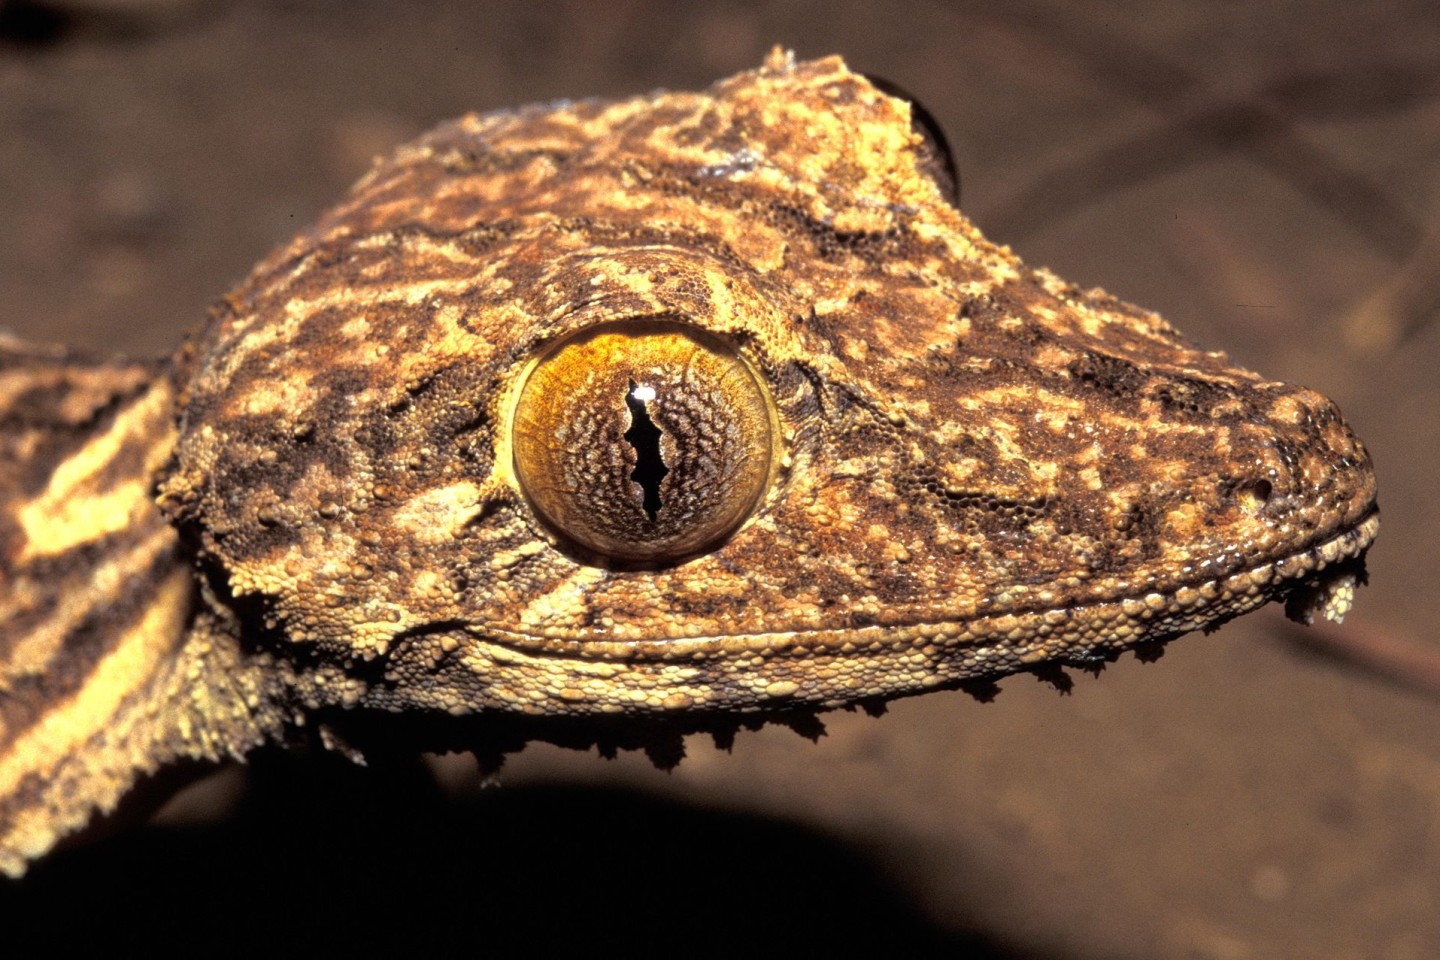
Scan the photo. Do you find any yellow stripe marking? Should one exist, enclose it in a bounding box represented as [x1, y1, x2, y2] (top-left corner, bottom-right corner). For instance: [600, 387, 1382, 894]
[15, 383, 174, 562]
[0, 566, 191, 800]
[0, 524, 174, 686]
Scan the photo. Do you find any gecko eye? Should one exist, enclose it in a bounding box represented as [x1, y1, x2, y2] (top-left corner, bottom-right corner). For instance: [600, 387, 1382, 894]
[510, 320, 776, 564]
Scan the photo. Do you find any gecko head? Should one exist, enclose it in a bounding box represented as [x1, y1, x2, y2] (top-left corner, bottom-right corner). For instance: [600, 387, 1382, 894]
[155, 52, 1377, 721]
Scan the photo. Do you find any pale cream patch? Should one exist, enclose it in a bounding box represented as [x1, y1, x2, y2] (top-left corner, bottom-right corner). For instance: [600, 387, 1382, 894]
[236, 371, 315, 417]
[515, 566, 608, 631]
[392, 481, 486, 544]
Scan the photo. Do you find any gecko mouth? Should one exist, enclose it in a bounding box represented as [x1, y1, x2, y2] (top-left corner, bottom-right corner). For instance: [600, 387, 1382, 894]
[1258, 506, 1379, 625]
[384, 507, 1381, 722]
[469, 506, 1380, 664]
[1078, 504, 1381, 641]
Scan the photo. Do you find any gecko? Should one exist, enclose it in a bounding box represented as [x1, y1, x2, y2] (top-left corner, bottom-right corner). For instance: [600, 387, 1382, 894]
[0, 49, 1378, 877]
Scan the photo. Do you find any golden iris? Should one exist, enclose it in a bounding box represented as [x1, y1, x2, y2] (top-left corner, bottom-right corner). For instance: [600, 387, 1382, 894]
[511, 321, 776, 563]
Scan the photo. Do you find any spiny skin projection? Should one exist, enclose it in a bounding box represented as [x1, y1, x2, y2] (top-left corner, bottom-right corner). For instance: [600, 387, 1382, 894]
[0, 50, 1377, 876]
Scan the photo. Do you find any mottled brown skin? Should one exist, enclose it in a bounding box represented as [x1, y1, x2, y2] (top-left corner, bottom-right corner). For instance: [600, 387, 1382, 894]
[0, 51, 1377, 876]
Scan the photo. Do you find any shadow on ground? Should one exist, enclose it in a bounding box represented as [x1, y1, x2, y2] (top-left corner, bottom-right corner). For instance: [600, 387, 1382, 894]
[1, 753, 1018, 957]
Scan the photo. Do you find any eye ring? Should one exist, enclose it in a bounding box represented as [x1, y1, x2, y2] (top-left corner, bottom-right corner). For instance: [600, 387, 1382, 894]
[510, 319, 778, 565]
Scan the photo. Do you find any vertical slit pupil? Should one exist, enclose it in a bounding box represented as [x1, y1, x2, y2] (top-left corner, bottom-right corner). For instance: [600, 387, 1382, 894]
[623, 379, 668, 522]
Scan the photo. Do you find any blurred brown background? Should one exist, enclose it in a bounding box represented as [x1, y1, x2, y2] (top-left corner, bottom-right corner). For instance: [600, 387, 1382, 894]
[1, 1, 1437, 956]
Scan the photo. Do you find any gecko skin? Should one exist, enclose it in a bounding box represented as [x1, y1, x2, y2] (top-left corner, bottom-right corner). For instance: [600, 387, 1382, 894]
[0, 51, 1377, 876]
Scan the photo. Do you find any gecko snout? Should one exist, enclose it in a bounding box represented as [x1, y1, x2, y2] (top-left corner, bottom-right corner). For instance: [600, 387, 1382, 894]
[1240, 385, 1378, 538]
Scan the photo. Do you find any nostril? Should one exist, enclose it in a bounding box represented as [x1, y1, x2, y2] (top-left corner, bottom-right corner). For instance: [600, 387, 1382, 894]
[1236, 478, 1273, 514]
